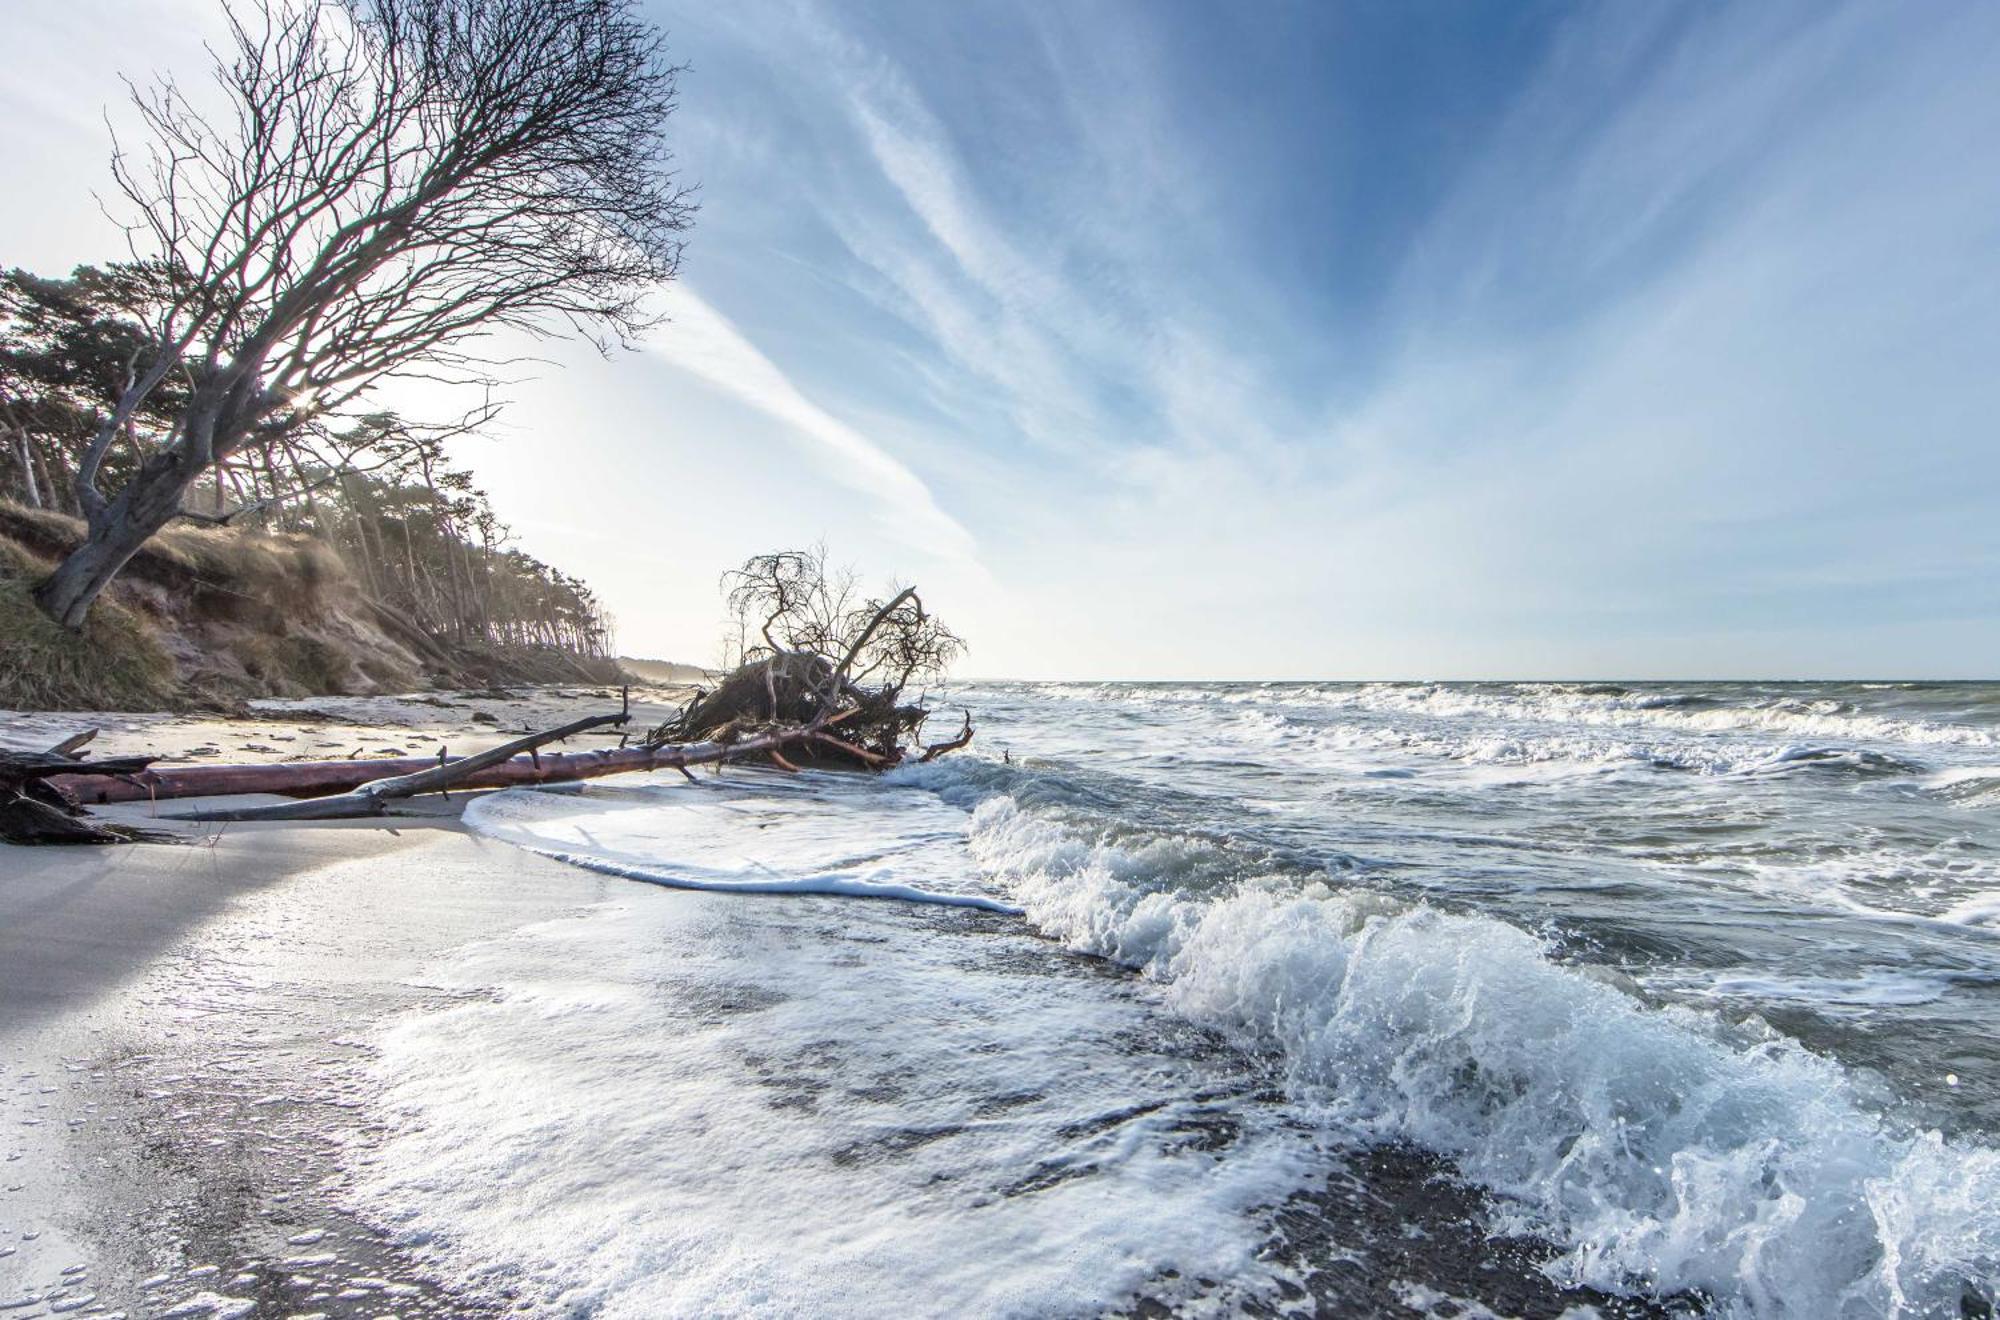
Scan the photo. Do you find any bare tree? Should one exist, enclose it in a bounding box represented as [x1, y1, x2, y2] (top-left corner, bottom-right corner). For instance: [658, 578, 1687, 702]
[653, 547, 968, 767]
[34, 0, 693, 628]
[723, 546, 963, 706]
[721, 545, 858, 665]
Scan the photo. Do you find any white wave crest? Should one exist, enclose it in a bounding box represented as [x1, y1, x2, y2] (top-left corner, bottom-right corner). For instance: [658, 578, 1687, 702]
[1014, 681, 1998, 751]
[955, 786, 2000, 1317]
[1322, 683, 1994, 749]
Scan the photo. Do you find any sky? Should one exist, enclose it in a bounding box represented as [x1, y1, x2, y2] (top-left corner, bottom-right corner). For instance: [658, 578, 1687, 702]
[3, 0, 1999, 678]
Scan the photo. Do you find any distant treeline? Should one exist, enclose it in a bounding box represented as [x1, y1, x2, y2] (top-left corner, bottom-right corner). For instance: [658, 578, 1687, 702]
[1, 265, 612, 659]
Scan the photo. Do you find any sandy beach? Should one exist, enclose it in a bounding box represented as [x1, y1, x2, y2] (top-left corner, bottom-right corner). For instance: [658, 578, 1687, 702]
[0, 803, 624, 1317]
[1, 691, 672, 1316]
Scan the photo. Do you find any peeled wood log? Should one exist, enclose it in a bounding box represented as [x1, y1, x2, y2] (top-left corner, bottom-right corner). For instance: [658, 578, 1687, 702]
[169, 713, 628, 821]
[169, 720, 857, 822]
[51, 744, 656, 805]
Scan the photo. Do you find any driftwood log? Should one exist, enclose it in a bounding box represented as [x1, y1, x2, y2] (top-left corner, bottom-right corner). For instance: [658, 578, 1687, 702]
[55, 742, 662, 805]
[29, 700, 954, 833]
[165, 712, 631, 821]
[0, 730, 172, 844]
[160, 708, 934, 822]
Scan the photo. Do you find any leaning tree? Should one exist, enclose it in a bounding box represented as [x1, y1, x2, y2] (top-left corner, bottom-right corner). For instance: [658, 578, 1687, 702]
[33, 0, 694, 628]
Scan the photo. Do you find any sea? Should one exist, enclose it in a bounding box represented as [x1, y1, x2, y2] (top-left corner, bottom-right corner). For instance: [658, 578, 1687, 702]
[352, 680, 2000, 1317]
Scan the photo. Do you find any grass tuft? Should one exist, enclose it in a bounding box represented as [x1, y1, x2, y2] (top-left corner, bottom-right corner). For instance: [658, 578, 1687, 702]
[0, 536, 178, 711]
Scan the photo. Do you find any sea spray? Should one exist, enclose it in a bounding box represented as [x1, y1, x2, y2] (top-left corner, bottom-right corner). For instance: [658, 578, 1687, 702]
[945, 779, 2000, 1316]
[358, 819, 1319, 1316]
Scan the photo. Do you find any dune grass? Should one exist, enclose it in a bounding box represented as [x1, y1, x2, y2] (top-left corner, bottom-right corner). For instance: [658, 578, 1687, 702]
[0, 535, 178, 711]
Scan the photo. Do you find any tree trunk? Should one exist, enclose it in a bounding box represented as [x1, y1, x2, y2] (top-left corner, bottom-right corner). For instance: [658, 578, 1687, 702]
[31, 435, 68, 515]
[10, 427, 42, 508]
[33, 451, 194, 629]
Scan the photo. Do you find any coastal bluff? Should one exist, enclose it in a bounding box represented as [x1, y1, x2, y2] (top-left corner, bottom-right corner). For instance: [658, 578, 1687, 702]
[0, 502, 622, 711]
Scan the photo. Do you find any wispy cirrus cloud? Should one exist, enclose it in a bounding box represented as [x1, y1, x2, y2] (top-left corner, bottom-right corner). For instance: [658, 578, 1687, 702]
[765, 0, 1296, 481]
[10, 0, 1994, 673]
[634, 0, 2000, 675]
[645, 289, 980, 566]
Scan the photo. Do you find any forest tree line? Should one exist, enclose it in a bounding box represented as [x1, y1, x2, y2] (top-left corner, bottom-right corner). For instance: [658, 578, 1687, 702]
[2, 264, 614, 660]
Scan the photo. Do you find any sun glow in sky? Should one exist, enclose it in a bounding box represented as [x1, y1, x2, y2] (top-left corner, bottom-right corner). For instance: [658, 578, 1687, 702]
[4, 0, 1998, 678]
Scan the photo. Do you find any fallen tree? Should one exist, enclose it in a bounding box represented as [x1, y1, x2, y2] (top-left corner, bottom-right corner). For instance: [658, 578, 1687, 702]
[54, 739, 634, 805]
[166, 711, 630, 821]
[645, 549, 969, 768]
[39, 705, 948, 823]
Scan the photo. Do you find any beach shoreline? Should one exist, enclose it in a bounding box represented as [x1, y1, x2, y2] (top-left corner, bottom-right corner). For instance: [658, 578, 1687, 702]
[4, 816, 1687, 1318]
[0, 802, 622, 1316]
[2, 683, 1891, 1318]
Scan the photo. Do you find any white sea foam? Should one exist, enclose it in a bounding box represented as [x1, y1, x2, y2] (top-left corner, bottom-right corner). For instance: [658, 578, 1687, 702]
[1928, 767, 2000, 805]
[1041, 683, 1954, 785]
[463, 778, 1022, 913]
[917, 769, 2000, 1317]
[1943, 892, 2000, 927]
[1022, 680, 1998, 754]
[358, 800, 1318, 1316]
[444, 752, 2000, 1316]
[1686, 970, 1965, 1009]
[1343, 682, 1995, 747]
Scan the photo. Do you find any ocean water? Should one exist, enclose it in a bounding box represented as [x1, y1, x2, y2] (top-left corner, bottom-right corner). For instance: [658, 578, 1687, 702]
[361, 681, 2000, 1317]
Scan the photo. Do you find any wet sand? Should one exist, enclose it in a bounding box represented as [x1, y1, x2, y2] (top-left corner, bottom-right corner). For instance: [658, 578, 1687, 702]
[0, 807, 613, 1317]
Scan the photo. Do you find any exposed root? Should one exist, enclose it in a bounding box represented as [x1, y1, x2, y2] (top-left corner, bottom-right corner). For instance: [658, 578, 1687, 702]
[641, 549, 973, 770]
[0, 732, 172, 845]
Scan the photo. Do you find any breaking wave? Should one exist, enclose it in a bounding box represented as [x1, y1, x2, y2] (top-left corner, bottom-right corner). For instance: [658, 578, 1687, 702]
[449, 667, 2000, 1318]
[1198, 701, 1937, 782]
[900, 759, 2000, 1317]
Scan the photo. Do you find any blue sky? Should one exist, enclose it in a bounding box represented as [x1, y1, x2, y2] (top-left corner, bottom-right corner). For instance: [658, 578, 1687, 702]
[4, 1, 1998, 677]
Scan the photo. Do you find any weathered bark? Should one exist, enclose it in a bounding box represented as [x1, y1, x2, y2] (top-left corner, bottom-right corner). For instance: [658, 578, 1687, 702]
[33, 449, 198, 629]
[3, 749, 157, 783]
[156, 721, 851, 823]
[165, 712, 627, 821]
[1, 738, 166, 845]
[47, 729, 98, 758]
[0, 796, 143, 845]
[919, 710, 975, 762]
[46, 714, 885, 822]
[31, 438, 63, 515]
[51, 745, 646, 806]
[10, 426, 41, 508]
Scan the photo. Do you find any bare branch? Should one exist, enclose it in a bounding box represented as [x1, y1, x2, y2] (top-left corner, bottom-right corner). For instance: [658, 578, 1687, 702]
[33, 0, 694, 627]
